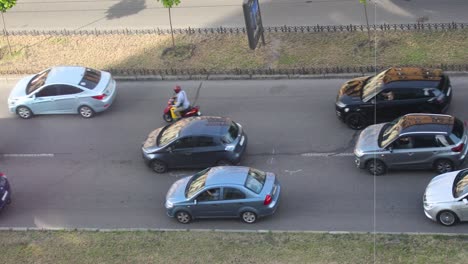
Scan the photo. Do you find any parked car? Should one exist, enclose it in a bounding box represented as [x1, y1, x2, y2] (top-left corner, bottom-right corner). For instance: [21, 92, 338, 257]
[0, 172, 12, 212]
[423, 169, 468, 226]
[336, 67, 452, 129]
[8, 66, 117, 119]
[142, 116, 247, 173]
[354, 113, 468, 175]
[165, 166, 281, 224]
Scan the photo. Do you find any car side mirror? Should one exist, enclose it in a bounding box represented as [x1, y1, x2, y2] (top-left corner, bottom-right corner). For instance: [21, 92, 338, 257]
[193, 199, 197, 205]
[370, 98, 376, 104]
[463, 198, 468, 205]
[387, 146, 393, 153]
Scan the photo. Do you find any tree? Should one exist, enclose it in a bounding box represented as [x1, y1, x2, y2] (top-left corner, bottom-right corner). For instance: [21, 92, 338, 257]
[0, 0, 16, 54]
[157, 0, 181, 48]
[359, 0, 371, 48]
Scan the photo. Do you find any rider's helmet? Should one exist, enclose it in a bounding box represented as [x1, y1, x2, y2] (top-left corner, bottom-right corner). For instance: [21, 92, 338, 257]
[174, 85, 182, 94]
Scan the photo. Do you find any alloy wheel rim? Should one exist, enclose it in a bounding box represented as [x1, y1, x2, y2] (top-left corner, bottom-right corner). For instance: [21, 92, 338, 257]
[440, 212, 455, 225]
[370, 163, 382, 175]
[243, 212, 256, 223]
[18, 108, 30, 118]
[177, 212, 190, 223]
[152, 162, 165, 173]
[437, 162, 452, 173]
[80, 107, 92, 117]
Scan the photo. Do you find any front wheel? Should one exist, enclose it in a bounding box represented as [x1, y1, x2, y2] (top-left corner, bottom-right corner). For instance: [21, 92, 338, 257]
[16, 106, 33, 119]
[437, 210, 458, 226]
[150, 160, 168, 173]
[78, 105, 95, 118]
[366, 160, 386, 176]
[434, 159, 454, 174]
[241, 211, 257, 224]
[345, 113, 367, 130]
[163, 113, 173, 122]
[176, 211, 192, 224]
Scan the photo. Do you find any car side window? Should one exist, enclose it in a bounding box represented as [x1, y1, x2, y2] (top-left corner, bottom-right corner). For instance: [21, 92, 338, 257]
[392, 136, 414, 149]
[377, 89, 395, 101]
[222, 188, 246, 200]
[58, 85, 83, 95]
[412, 135, 438, 148]
[435, 135, 452, 147]
[197, 188, 220, 202]
[36, 85, 59, 97]
[172, 137, 196, 149]
[195, 136, 217, 147]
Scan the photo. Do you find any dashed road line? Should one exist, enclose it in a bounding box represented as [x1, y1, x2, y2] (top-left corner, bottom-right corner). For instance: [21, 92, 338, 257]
[2, 153, 55, 158]
[301, 152, 354, 157]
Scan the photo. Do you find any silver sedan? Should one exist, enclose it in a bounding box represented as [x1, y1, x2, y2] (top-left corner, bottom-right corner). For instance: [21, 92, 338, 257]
[8, 66, 117, 119]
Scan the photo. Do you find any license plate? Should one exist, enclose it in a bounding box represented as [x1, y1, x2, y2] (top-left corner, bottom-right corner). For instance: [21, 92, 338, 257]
[1, 191, 7, 201]
[239, 136, 245, 146]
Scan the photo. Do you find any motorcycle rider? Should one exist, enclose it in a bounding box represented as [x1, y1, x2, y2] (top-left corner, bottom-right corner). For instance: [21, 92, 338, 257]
[171, 85, 191, 120]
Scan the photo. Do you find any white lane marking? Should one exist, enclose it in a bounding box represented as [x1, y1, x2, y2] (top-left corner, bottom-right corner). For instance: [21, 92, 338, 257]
[284, 169, 302, 175]
[301, 152, 354, 157]
[2, 153, 55, 157]
[268, 148, 276, 164]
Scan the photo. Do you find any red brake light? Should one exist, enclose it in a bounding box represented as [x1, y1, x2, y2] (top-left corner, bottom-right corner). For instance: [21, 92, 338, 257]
[452, 143, 464, 153]
[92, 94, 106, 100]
[264, 194, 272, 205]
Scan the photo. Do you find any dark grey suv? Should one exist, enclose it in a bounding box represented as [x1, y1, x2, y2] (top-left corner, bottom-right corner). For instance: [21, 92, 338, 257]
[142, 116, 247, 173]
[354, 114, 468, 175]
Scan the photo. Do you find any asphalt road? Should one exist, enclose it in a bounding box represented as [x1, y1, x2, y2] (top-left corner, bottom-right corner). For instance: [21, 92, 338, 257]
[1, 77, 468, 233]
[4, 0, 468, 30]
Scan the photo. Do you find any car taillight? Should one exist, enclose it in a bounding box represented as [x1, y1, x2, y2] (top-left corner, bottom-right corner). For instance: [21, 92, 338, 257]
[0, 172, 4, 177]
[452, 143, 464, 152]
[92, 94, 106, 100]
[264, 194, 272, 205]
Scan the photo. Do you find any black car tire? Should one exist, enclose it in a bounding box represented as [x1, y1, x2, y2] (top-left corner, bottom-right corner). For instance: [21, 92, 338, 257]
[345, 113, 367, 130]
[175, 210, 192, 224]
[78, 105, 95, 118]
[366, 160, 387, 176]
[241, 211, 257, 224]
[150, 160, 168, 173]
[163, 113, 173, 123]
[434, 159, 454, 174]
[16, 106, 33, 119]
[216, 160, 233, 166]
[437, 210, 458, 226]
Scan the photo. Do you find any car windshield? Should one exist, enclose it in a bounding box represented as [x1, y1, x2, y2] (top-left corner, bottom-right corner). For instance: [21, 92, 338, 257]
[362, 69, 389, 100]
[454, 170, 468, 198]
[26, 69, 51, 95]
[185, 168, 211, 198]
[222, 122, 239, 144]
[244, 168, 266, 194]
[157, 122, 185, 147]
[379, 116, 404, 147]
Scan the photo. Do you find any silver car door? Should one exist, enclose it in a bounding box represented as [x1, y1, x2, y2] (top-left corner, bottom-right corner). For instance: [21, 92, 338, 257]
[192, 188, 222, 217]
[55, 85, 83, 113]
[220, 187, 248, 217]
[30, 85, 59, 114]
[455, 196, 468, 221]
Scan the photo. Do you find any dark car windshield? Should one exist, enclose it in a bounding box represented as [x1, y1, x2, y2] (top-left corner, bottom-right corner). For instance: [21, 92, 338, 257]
[27, 69, 51, 95]
[157, 122, 185, 146]
[222, 122, 239, 144]
[185, 168, 211, 198]
[453, 170, 468, 198]
[379, 117, 404, 147]
[244, 168, 266, 194]
[362, 69, 389, 100]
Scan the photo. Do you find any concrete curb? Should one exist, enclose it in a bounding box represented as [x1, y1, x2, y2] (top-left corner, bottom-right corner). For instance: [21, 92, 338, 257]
[1, 71, 467, 84]
[0, 227, 466, 236]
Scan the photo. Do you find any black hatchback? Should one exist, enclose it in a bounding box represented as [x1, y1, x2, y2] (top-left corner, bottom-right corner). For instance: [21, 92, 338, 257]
[142, 116, 248, 173]
[335, 67, 452, 130]
[0, 172, 12, 211]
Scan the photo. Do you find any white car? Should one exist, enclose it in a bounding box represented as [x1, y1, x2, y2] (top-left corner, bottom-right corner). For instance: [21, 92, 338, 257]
[8, 66, 117, 119]
[423, 169, 468, 226]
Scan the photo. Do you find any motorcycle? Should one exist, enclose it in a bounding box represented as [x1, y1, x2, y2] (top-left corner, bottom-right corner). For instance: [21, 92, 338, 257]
[163, 96, 201, 123]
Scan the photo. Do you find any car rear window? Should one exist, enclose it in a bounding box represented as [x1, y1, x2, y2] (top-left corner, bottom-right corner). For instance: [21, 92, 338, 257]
[453, 170, 468, 198]
[244, 168, 266, 194]
[185, 168, 210, 198]
[79, 68, 102, 89]
[26, 69, 51, 95]
[222, 122, 239, 144]
[448, 119, 464, 144]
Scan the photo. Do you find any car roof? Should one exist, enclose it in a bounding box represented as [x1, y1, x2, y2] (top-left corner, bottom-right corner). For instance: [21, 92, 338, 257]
[205, 166, 249, 187]
[179, 116, 232, 138]
[383, 67, 443, 85]
[399, 114, 454, 135]
[45, 66, 86, 85]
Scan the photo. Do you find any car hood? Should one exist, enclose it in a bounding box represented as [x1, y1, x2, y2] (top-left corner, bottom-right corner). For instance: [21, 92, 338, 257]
[143, 127, 163, 149]
[424, 172, 457, 203]
[166, 176, 191, 203]
[355, 123, 386, 154]
[8, 75, 35, 99]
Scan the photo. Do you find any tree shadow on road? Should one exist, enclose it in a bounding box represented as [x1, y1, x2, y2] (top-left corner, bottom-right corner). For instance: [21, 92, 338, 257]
[106, 0, 146, 20]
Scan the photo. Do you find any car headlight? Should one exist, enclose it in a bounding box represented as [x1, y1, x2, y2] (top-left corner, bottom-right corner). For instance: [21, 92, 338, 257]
[165, 200, 174, 209]
[344, 108, 349, 113]
[336, 101, 346, 108]
[354, 148, 364, 157]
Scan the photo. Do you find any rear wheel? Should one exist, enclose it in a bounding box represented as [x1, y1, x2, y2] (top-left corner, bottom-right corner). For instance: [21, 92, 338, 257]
[434, 159, 454, 174]
[241, 211, 257, 224]
[163, 113, 173, 122]
[176, 211, 192, 224]
[437, 210, 458, 226]
[150, 160, 168, 173]
[78, 105, 95, 118]
[16, 106, 33, 119]
[345, 113, 367, 130]
[366, 160, 386, 176]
